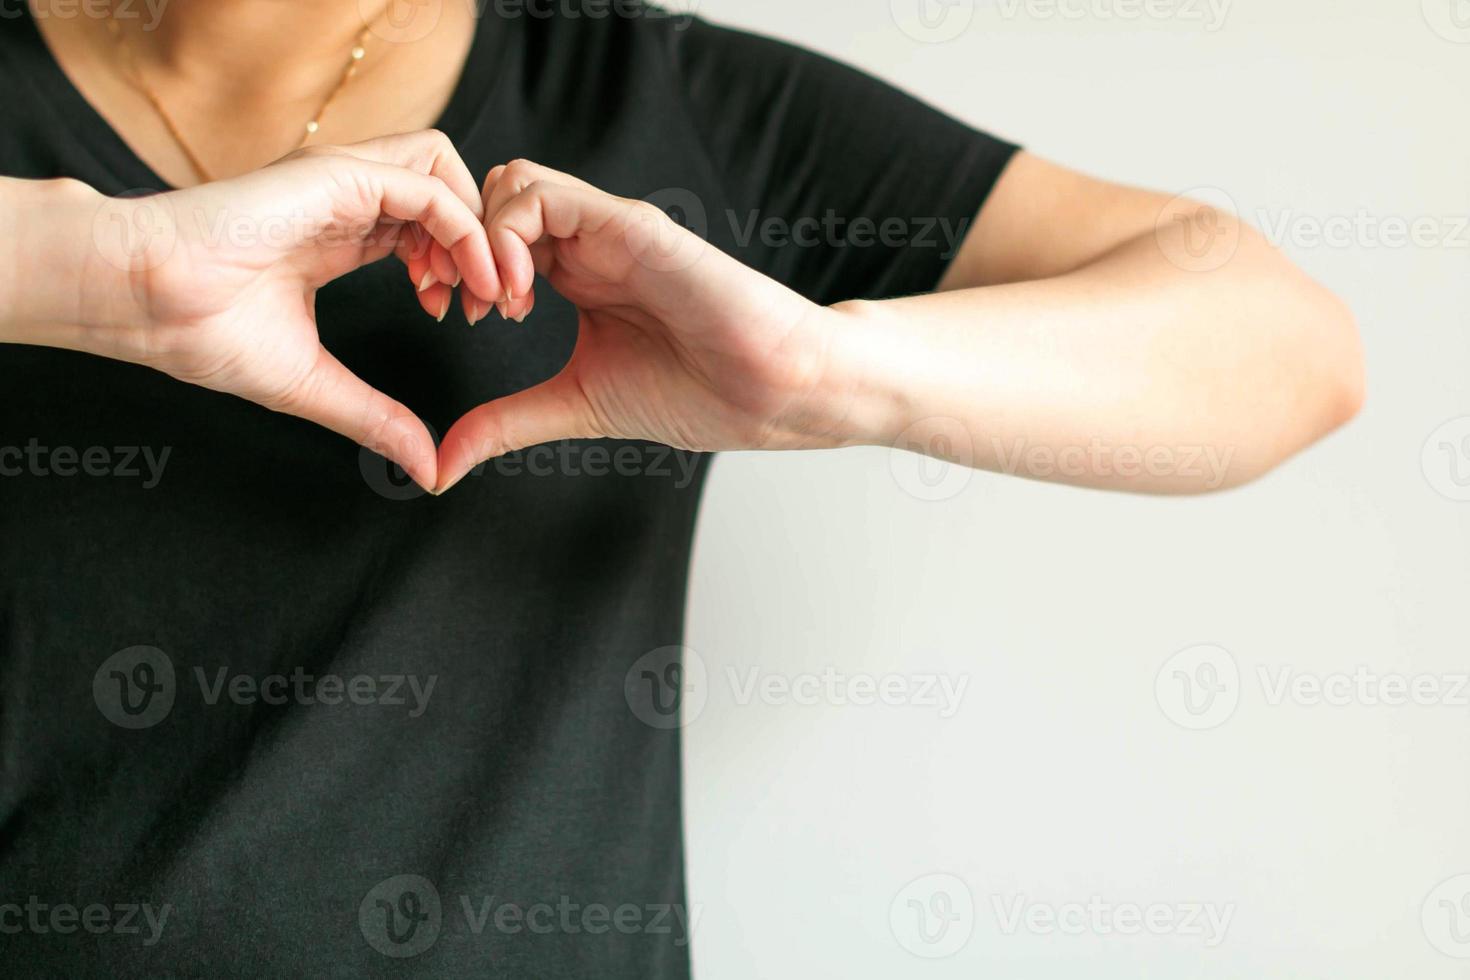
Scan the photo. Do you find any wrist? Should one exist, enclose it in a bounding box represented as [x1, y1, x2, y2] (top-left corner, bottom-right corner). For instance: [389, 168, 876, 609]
[0, 177, 160, 349]
[805, 299, 917, 450]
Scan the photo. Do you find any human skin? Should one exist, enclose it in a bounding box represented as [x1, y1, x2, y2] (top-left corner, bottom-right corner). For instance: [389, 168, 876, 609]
[1, 0, 1365, 494]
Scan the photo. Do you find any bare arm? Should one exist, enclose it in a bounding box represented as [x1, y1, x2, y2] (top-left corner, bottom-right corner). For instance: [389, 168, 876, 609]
[824, 152, 1366, 492]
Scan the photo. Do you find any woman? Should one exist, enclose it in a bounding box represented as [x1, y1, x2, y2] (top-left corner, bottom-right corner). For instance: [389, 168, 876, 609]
[0, 0, 1362, 975]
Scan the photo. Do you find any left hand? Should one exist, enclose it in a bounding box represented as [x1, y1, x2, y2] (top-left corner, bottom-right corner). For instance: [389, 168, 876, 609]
[435, 160, 853, 493]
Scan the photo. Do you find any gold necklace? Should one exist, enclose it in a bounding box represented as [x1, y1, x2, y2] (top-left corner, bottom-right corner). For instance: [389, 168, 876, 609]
[106, 9, 374, 183]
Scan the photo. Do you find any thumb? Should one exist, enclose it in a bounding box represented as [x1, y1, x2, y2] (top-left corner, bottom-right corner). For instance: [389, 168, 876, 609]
[277, 346, 439, 493]
[435, 370, 597, 494]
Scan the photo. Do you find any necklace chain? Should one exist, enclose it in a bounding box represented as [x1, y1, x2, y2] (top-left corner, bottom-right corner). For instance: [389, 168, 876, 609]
[106, 9, 375, 183]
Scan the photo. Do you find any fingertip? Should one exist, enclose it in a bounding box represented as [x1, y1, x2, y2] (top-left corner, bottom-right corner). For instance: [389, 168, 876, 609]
[416, 282, 452, 321]
[449, 236, 501, 306]
[428, 241, 459, 289]
[489, 225, 536, 299]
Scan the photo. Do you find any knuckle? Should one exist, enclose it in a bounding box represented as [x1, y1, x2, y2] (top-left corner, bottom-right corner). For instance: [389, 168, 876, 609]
[481, 164, 507, 194]
[504, 158, 537, 184]
[420, 129, 453, 158]
[628, 198, 669, 224]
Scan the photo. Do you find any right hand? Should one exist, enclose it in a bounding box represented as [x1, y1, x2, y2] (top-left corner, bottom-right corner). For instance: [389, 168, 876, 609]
[25, 130, 504, 492]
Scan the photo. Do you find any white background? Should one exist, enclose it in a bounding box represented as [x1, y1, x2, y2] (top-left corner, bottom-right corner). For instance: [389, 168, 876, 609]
[681, 1, 1470, 976]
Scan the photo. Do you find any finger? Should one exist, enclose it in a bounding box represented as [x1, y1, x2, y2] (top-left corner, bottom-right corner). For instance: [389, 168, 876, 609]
[281, 346, 438, 493]
[460, 286, 494, 326]
[337, 129, 486, 223]
[394, 225, 450, 320]
[485, 179, 643, 303]
[338, 130, 488, 303]
[480, 160, 596, 317]
[480, 159, 595, 233]
[427, 240, 460, 290]
[354, 160, 500, 303]
[436, 371, 597, 494]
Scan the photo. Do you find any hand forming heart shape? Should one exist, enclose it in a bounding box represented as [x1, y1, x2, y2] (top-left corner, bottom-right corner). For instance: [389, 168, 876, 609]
[75, 131, 844, 495]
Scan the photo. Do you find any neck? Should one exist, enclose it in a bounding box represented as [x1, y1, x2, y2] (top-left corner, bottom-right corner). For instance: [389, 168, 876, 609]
[112, 0, 398, 97]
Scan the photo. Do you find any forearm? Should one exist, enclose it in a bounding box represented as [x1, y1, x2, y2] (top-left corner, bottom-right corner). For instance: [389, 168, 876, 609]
[0, 176, 139, 354]
[821, 223, 1364, 493]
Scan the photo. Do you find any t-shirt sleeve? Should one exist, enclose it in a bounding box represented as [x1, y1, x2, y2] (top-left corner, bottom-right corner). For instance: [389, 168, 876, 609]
[658, 16, 1019, 305]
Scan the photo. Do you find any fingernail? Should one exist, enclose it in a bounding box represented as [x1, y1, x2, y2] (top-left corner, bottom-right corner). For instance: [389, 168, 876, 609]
[418, 271, 437, 292]
[467, 298, 485, 326]
[436, 294, 449, 322]
[451, 272, 462, 288]
[513, 310, 527, 324]
[495, 301, 507, 320]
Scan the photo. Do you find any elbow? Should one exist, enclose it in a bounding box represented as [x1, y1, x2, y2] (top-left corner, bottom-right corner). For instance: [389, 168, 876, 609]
[1227, 290, 1365, 493]
[1324, 299, 1367, 430]
[1303, 289, 1366, 439]
[1176, 278, 1364, 497]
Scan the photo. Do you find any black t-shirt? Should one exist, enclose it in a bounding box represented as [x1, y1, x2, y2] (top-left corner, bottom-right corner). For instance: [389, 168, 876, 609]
[0, 4, 1015, 977]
